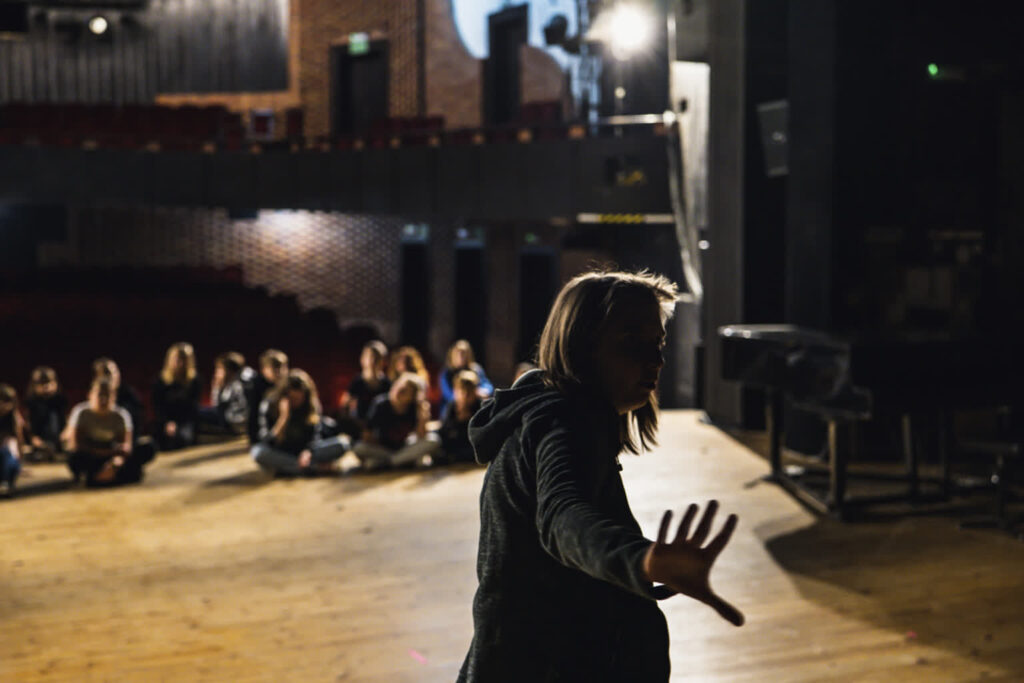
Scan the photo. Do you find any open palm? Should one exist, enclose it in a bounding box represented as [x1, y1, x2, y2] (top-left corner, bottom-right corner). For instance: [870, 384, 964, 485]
[644, 500, 745, 626]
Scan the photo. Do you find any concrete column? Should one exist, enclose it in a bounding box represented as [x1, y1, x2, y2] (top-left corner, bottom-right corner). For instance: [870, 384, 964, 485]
[428, 221, 455, 363]
[485, 224, 520, 388]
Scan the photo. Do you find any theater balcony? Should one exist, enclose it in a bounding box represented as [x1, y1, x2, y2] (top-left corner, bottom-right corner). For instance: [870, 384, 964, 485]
[0, 105, 671, 223]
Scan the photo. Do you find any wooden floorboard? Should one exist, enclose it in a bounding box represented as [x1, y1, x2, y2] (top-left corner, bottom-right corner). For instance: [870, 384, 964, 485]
[2, 411, 1022, 681]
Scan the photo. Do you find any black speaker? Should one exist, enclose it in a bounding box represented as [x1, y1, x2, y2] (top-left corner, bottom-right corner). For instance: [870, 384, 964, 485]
[756, 100, 788, 177]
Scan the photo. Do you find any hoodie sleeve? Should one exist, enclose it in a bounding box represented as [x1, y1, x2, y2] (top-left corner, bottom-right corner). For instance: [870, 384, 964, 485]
[531, 414, 667, 601]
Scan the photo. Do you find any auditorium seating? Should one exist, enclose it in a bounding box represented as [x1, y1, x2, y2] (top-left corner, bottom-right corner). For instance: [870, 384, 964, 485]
[0, 266, 368, 431]
[0, 103, 244, 151]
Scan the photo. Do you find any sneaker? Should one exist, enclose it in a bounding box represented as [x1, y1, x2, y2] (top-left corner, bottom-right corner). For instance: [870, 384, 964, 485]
[0, 480, 14, 498]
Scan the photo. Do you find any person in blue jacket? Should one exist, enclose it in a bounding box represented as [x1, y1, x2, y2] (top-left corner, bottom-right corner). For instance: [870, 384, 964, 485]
[458, 270, 744, 682]
[439, 339, 493, 416]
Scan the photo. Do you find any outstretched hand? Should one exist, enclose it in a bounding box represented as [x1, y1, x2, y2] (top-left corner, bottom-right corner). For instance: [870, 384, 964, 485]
[643, 500, 745, 626]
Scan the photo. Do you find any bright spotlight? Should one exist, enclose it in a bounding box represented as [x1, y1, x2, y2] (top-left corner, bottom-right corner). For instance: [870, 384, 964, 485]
[88, 15, 108, 35]
[608, 5, 652, 60]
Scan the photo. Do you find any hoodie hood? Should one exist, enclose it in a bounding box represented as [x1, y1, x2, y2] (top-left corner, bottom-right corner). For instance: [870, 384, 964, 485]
[468, 369, 562, 464]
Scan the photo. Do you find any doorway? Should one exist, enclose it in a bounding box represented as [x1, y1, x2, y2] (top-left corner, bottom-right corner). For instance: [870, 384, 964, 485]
[330, 41, 389, 135]
[455, 240, 487, 364]
[518, 246, 557, 362]
[484, 5, 528, 125]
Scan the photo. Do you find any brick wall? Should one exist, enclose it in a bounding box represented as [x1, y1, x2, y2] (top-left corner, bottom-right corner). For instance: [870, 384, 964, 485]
[520, 45, 569, 115]
[299, 0, 421, 139]
[150, 0, 575, 137]
[43, 208, 406, 342]
[426, 0, 482, 129]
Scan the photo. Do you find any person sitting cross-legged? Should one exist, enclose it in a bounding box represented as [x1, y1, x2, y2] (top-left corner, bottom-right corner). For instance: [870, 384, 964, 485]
[251, 369, 350, 477]
[353, 372, 441, 470]
[435, 369, 484, 465]
[66, 378, 153, 486]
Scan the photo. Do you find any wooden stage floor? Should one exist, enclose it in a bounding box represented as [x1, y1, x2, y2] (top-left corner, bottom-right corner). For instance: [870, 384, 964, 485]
[2, 411, 1022, 682]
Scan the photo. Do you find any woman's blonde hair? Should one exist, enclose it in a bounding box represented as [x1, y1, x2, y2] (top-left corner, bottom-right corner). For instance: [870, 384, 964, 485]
[389, 346, 430, 386]
[160, 342, 197, 385]
[446, 339, 476, 369]
[269, 369, 321, 425]
[536, 270, 678, 454]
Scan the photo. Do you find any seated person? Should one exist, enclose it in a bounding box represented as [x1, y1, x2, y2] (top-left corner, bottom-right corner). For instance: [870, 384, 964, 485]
[0, 384, 26, 497]
[88, 357, 155, 462]
[388, 346, 431, 398]
[24, 366, 69, 462]
[66, 378, 153, 486]
[152, 342, 202, 451]
[436, 370, 483, 464]
[439, 340, 493, 415]
[245, 349, 289, 445]
[251, 369, 349, 476]
[337, 340, 391, 440]
[353, 373, 441, 470]
[199, 351, 249, 435]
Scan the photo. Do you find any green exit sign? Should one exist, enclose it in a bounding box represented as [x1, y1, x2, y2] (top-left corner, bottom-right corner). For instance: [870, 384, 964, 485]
[349, 32, 370, 55]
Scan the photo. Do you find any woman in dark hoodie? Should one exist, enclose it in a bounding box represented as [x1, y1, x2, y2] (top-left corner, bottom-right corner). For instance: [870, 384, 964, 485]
[458, 271, 744, 682]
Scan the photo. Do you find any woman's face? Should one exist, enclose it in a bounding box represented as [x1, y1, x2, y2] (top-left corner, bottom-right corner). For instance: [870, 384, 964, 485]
[263, 363, 286, 383]
[172, 350, 188, 373]
[36, 378, 58, 397]
[91, 387, 114, 412]
[391, 382, 417, 409]
[213, 364, 226, 383]
[0, 396, 13, 416]
[452, 347, 469, 368]
[287, 387, 306, 410]
[591, 294, 666, 415]
[361, 349, 379, 372]
[454, 384, 474, 409]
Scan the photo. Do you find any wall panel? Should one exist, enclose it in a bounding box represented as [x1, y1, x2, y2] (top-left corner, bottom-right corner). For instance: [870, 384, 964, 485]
[0, 0, 289, 104]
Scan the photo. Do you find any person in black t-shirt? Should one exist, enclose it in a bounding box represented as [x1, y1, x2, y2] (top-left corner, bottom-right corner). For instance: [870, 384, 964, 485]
[337, 340, 391, 440]
[352, 373, 440, 469]
[436, 369, 483, 464]
[152, 342, 202, 451]
[251, 369, 349, 476]
[245, 349, 288, 445]
[24, 366, 69, 462]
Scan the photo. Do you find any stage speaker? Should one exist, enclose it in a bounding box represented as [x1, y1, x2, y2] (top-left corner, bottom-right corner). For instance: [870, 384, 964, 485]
[756, 100, 788, 177]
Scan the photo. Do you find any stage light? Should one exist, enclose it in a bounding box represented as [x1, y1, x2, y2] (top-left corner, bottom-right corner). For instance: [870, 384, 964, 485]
[608, 4, 653, 60]
[927, 63, 939, 78]
[88, 15, 108, 35]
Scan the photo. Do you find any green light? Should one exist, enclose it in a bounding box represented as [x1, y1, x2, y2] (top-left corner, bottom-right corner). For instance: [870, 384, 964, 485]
[927, 63, 939, 77]
[349, 32, 370, 56]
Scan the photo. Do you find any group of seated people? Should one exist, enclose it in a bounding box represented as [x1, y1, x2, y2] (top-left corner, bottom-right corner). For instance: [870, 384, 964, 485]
[248, 340, 495, 477]
[0, 338, 503, 496]
[1, 357, 156, 494]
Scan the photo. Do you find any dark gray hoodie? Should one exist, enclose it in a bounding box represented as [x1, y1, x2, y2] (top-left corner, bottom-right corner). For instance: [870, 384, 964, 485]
[458, 370, 673, 683]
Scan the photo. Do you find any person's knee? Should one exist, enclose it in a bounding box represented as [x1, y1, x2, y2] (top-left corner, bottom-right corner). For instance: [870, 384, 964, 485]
[251, 445, 269, 464]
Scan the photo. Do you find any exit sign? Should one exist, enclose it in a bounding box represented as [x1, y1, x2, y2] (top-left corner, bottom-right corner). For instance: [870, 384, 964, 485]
[349, 32, 370, 55]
